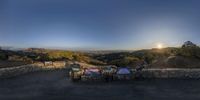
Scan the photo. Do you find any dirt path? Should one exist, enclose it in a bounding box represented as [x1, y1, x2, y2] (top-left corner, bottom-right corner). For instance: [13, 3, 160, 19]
[1, 69, 200, 100]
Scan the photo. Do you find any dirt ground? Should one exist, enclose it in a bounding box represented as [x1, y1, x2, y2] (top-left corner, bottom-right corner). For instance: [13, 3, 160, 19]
[1, 69, 200, 100]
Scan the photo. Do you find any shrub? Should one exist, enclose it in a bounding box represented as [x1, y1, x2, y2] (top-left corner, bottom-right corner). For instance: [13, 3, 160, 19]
[0, 53, 8, 60]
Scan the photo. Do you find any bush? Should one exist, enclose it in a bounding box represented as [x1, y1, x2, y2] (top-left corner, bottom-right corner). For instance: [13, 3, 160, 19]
[179, 46, 200, 59]
[0, 53, 8, 60]
[109, 56, 140, 67]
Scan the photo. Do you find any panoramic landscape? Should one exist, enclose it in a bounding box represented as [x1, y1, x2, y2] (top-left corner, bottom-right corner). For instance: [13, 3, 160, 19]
[1, 0, 200, 100]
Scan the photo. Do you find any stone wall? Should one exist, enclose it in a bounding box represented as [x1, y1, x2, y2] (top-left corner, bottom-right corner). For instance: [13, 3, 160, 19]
[53, 61, 66, 68]
[1, 64, 200, 79]
[0, 64, 41, 78]
[133, 68, 200, 79]
[0, 63, 69, 79]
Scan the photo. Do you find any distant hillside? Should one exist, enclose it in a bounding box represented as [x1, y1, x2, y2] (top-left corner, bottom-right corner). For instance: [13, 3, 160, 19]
[0, 48, 106, 67]
[27, 48, 105, 64]
[1, 41, 200, 68]
[94, 41, 200, 68]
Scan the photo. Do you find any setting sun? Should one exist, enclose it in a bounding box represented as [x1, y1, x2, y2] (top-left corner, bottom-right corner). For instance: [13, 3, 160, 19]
[157, 43, 163, 49]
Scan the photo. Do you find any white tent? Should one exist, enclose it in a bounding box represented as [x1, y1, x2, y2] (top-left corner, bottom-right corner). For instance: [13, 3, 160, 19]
[117, 68, 131, 75]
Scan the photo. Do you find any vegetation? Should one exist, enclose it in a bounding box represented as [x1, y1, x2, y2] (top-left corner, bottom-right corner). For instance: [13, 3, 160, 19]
[179, 46, 200, 58]
[0, 53, 8, 60]
[94, 41, 200, 68]
[0, 41, 200, 68]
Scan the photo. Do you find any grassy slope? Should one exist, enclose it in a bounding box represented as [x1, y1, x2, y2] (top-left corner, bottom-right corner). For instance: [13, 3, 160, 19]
[94, 47, 200, 68]
[1, 46, 200, 68]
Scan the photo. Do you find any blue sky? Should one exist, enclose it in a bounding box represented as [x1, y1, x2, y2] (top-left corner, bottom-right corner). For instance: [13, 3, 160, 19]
[0, 0, 200, 50]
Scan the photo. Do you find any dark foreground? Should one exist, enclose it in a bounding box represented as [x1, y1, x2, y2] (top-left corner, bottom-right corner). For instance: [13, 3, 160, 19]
[1, 70, 200, 100]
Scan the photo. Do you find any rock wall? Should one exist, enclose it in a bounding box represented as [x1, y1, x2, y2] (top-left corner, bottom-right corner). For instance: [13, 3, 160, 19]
[1, 64, 200, 79]
[0, 64, 41, 78]
[133, 68, 200, 79]
[0, 63, 69, 79]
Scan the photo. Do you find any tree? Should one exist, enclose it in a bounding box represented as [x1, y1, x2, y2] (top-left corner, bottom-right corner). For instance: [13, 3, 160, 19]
[182, 41, 197, 48]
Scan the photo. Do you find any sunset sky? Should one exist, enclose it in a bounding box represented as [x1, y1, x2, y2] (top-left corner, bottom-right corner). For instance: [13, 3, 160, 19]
[0, 0, 200, 50]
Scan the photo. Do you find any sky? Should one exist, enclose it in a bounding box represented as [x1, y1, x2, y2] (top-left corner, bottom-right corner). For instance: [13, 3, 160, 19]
[0, 0, 200, 50]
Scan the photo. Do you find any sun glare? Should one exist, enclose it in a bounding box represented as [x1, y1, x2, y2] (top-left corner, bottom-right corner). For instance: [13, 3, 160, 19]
[157, 43, 163, 49]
